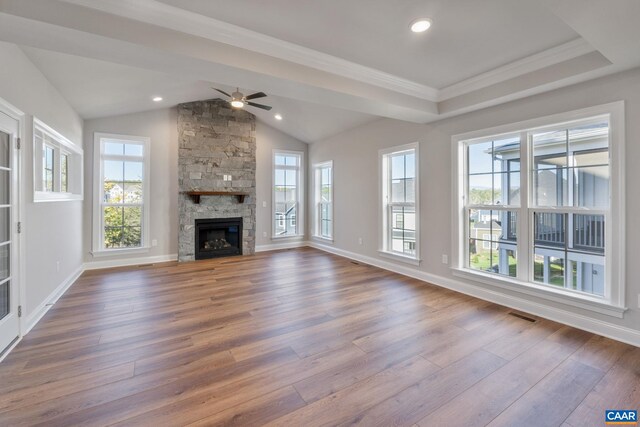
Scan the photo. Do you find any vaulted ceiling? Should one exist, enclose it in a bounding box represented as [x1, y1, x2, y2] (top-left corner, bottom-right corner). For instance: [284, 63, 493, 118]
[0, 0, 638, 142]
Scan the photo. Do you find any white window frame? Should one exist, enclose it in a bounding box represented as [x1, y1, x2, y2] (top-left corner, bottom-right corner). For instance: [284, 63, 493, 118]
[379, 142, 420, 265]
[92, 132, 151, 256]
[452, 102, 625, 317]
[33, 118, 83, 202]
[272, 149, 304, 239]
[313, 160, 333, 241]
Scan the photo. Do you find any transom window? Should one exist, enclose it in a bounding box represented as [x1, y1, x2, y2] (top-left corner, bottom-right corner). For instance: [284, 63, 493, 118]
[93, 133, 150, 253]
[273, 151, 303, 238]
[314, 161, 333, 240]
[455, 103, 625, 312]
[380, 143, 419, 262]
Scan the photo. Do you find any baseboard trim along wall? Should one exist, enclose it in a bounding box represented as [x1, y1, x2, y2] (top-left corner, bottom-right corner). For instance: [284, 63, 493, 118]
[307, 241, 640, 348]
[24, 264, 85, 335]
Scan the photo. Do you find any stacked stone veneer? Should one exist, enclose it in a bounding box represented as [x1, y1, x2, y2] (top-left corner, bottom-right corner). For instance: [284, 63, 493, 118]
[178, 99, 256, 261]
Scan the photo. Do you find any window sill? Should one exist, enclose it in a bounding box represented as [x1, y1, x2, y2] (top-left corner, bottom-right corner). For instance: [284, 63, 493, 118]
[34, 191, 83, 203]
[451, 267, 627, 318]
[91, 247, 150, 258]
[378, 250, 421, 266]
[312, 235, 334, 243]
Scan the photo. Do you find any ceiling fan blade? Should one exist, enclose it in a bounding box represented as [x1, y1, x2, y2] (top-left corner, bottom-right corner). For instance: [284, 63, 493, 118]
[245, 91, 267, 100]
[213, 88, 231, 98]
[247, 102, 272, 111]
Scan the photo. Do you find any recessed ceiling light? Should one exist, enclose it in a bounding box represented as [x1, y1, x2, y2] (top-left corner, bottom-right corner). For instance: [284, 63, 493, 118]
[152, 96, 163, 102]
[274, 114, 283, 121]
[410, 19, 432, 33]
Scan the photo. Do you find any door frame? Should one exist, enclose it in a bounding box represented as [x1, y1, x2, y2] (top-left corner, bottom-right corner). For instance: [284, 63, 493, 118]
[0, 95, 25, 361]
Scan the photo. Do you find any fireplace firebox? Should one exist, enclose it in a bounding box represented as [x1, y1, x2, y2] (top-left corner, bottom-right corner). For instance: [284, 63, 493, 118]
[195, 217, 242, 260]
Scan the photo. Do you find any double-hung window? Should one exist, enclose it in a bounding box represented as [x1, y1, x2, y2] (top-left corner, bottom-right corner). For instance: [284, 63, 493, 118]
[93, 133, 150, 254]
[454, 103, 625, 314]
[314, 161, 333, 240]
[33, 119, 83, 201]
[380, 143, 419, 263]
[273, 151, 303, 238]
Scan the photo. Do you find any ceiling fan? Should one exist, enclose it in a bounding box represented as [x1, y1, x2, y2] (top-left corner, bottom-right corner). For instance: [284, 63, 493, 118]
[213, 87, 272, 111]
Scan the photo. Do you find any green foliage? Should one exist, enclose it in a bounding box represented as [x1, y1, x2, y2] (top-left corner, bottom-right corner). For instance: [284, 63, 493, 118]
[103, 179, 143, 248]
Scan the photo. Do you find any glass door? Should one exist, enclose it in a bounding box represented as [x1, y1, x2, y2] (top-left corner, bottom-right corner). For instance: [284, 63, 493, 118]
[0, 111, 19, 357]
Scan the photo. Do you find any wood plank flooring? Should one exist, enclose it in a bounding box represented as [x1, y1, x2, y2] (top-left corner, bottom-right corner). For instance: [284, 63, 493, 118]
[0, 247, 638, 426]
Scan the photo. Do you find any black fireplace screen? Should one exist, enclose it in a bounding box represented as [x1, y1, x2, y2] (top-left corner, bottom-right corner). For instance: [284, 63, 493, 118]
[195, 217, 242, 260]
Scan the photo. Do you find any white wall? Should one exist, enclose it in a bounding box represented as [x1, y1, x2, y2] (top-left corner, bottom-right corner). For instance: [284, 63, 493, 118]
[82, 110, 307, 263]
[83, 108, 179, 265]
[0, 42, 84, 322]
[309, 67, 640, 337]
[255, 120, 308, 248]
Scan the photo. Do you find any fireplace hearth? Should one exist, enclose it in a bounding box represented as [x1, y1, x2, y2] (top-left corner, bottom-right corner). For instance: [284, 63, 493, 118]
[195, 217, 242, 260]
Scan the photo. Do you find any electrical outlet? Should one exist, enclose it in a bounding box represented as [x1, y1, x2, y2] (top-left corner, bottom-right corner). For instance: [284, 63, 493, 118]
[152, 239, 158, 247]
[56, 261, 60, 272]
[262, 201, 267, 208]
[263, 231, 267, 238]
[442, 254, 448, 264]
[358, 237, 363, 245]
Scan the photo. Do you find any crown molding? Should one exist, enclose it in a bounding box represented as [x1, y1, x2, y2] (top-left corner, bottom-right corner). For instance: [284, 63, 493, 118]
[437, 38, 596, 101]
[60, 0, 440, 101]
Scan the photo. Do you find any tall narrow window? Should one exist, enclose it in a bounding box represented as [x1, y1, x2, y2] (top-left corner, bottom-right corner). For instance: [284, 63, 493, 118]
[455, 103, 625, 313]
[380, 143, 419, 261]
[93, 133, 150, 253]
[314, 161, 333, 240]
[273, 151, 303, 238]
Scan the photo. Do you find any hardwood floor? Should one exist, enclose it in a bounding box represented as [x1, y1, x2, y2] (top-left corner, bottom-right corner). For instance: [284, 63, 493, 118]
[1, 247, 638, 426]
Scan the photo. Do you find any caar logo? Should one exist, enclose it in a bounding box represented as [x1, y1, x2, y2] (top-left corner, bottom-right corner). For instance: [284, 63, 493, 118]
[606, 410, 638, 425]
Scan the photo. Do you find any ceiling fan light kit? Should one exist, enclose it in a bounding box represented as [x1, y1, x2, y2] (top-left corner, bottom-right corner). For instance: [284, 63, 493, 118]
[213, 87, 273, 111]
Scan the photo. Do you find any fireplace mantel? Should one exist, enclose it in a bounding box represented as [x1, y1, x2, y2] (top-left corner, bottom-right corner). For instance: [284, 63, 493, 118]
[184, 191, 249, 204]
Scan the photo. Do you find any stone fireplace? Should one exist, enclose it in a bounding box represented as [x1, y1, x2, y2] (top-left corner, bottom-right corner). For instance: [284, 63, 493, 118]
[178, 99, 256, 261]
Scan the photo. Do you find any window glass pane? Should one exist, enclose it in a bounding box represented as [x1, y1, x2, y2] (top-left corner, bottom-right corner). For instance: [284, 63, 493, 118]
[0, 132, 9, 169]
[468, 209, 516, 277]
[0, 207, 9, 243]
[275, 155, 286, 166]
[493, 136, 520, 173]
[468, 174, 493, 205]
[405, 153, 415, 179]
[533, 168, 568, 207]
[534, 212, 565, 248]
[572, 214, 605, 253]
[390, 206, 416, 256]
[391, 154, 405, 180]
[0, 171, 9, 205]
[285, 155, 298, 166]
[275, 202, 297, 236]
[569, 122, 609, 158]
[43, 145, 54, 192]
[493, 174, 503, 205]
[568, 257, 605, 296]
[533, 130, 568, 169]
[104, 142, 124, 155]
[0, 280, 9, 321]
[124, 144, 143, 157]
[468, 141, 493, 174]
[103, 206, 142, 248]
[574, 150, 608, 167]
[124, 161, 143, 203]
[104, 206, 123, 228]
[507, 172, 520, 205]
[534, 252, 565, 288]
[573, 166, 609, 208]
[104, 160, 124, 203]
[61, 154, 68, 192]
[0, 245, 9, 281]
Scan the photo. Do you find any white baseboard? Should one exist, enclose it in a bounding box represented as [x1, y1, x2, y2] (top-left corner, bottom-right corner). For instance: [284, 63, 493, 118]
[255, 240, 308, 252]
[308, 241, 640, 348]
[23, 264, 84, 335]
[83, 253, 178, 270]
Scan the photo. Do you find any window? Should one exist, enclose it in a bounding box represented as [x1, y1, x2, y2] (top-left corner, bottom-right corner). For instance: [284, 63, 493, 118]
[273, 151, 303, 238]
[314, 161, 333, 240]
[93, 133, 150, 254]
[33, 119, 83, 201]
[380, 143, 419, 263]
[454, 103, 625, 313]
